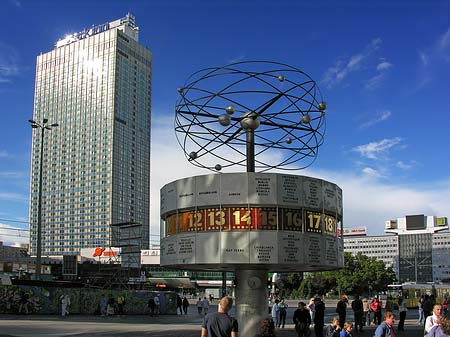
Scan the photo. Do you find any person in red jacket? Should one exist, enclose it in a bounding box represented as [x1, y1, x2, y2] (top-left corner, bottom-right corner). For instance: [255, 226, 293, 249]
[370, 296, 382, 325]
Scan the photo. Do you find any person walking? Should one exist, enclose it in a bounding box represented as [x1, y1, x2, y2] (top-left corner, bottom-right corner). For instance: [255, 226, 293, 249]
[370, 297, 382, 325]
[100, 295, 108, 317]
[423, 295, 434, 321]
[60, 294, 71, 317]
[308, 297, 316, 327]
[197, 297, 203, 316]
[177, 294, 183, 315]
[397, 297, 407, 331]
[278, 298, 288, 328]
[201, 296, 238, 337]
[271, 298, 280, 328]
[182, 296, 190, 315]
[153, 294, 160, 316]
[425, 304, 443, 334]
[336, 295, 348, 329]
[117, 294, 125, 317]
[351, 295, 364, 333]
[325, 317, 341, 337]
[362, 297, 370, 327]
[314, 297, 326, 337]
[374, 311, 397, 337]
[293, 301, 312, 337]
[148, 296, 156, 317]
[18, 291, 29, 315]
[418, 297, 424, 325]
[202, 296, 210, 317]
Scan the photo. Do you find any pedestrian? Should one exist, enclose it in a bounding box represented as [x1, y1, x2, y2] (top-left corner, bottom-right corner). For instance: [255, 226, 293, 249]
[202, 296, 210, 317]
[197, 297, 203, 316]
[278, 298, 288, 328]
[308, 297, 316, 327]
[423, 295, 434, 321]
[100, 295, 108, 317]
[60, 294, 70, 317]
[314, 297, 326, 337]
[18, 291, 29, 315]
[107, 296, 115, 316]
[370, 296, 382, 325]
[425, 304, 444, 334]
[293, 301, 311, 337]
[200, 296, 238, 337]
[154, 294, 160, 316]
[117, 294, 125, 317]
[182, 296, 190, 315]
[339, 322, 353, 337]
[271, 298, 280, 328]
[374, 311, 397, 337]
[325, 316, 341, 337]
[148, 296, 156, 316]
[426, 313, 450, 337]
[362, 297, 370, 327]
[351, 295, 364, 332]
[177, 294, 183, 315]
[397, 297, 407, 331]
[336, 295, 348, 328]
[254, 318, 276, 337]
[418, 297, 425, 325]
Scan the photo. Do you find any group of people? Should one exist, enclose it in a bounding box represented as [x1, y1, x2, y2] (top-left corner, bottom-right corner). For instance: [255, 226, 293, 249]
[176, 294, 190, 315]
[98, 294, 127, 317]
[197, 296, 211, 317]
[270, 297, 289, 328]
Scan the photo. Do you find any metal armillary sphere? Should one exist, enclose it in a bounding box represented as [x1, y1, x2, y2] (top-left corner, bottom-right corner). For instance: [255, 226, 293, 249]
[175, 61, 327, 172]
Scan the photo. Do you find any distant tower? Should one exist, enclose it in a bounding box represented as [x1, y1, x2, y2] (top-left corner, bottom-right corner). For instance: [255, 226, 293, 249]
[29, 14, 152, 256]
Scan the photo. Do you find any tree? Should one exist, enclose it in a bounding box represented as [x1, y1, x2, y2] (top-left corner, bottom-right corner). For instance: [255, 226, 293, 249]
[294, 252, 396, 298]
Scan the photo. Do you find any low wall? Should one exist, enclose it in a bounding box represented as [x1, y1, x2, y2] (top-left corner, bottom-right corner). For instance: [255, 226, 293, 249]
[0, 284, 177, 315]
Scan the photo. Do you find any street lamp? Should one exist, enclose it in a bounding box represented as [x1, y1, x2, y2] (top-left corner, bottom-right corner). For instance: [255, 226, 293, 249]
[29, 118, 58, 280]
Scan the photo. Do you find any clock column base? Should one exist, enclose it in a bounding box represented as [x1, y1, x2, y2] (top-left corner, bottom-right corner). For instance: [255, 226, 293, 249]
[235, 269, 268, 337]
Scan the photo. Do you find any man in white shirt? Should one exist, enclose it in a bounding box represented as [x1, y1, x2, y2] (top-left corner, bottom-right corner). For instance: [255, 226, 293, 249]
[424, 304, 443, 334]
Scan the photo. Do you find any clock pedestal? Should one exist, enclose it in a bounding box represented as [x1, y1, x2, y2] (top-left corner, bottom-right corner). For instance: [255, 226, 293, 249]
[235, 269, 267, 337]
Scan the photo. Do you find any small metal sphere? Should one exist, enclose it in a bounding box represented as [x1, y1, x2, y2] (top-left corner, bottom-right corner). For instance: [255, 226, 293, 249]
[286, 138, 292, 144]
[218, 114, 231, 126]
[189, 151, 198, 160]
[318, 102, 327, 111]
[240, 112, 260, 130]
[215, 164, 222, 171]
[225, 106, 235, 115]
[278, 75, 285, 82]
[301, 114, 311, 124]
[177, 87, 184, 94]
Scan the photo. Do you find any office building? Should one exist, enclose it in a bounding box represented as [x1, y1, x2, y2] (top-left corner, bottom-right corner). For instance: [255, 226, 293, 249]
[344, 215, 449, 283]
[29, 14, 152, 256]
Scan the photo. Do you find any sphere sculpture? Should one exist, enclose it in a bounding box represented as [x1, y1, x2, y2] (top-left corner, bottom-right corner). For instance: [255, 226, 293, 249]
[175, 61, 327, 172]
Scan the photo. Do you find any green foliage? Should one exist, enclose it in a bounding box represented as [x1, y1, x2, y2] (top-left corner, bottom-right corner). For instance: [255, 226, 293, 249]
[291, 252, 397, 298]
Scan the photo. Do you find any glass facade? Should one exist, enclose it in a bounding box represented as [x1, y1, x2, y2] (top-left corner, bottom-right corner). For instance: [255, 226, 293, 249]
[29, 15, 151, 255]
[398, 233, 433, 283]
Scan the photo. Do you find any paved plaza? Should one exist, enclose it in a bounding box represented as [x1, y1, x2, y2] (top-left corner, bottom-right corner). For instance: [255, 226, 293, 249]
[0, 302, 428, 337]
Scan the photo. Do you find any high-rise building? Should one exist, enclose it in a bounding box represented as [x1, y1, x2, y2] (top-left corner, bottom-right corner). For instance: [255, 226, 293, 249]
[343, 215, 449, 283]
[29, 14, 152, 256]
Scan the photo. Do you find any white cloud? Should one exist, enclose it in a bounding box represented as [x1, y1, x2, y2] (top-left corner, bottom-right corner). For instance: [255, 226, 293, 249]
[376, 61, 393, 71]
[360, 110, 392, 129]
[306, 169, 450, 235]
[362, 167, 382, 178]
[0, 192, 28, 201]
[352, 137, 403, 159]
[0, 150, 8, 157]
[0, 43, 20, 83]
[396, 160, 415, 170]
[0, 224, 29, 247]
[365, 60, 393, 90]
[322, 38, 383, 88]
[438, 27, 450, 51]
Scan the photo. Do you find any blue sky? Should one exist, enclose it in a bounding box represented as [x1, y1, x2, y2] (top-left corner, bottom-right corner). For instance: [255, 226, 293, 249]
[1, 0, 450, 246]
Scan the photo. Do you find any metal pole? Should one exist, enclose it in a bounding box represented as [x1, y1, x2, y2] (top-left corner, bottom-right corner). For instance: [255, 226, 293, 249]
[246, 129, 255, 173]
[35, 126, 45, 280]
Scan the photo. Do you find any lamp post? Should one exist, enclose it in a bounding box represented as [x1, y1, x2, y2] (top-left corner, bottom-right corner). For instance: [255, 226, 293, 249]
[29, 118, 58, 280]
